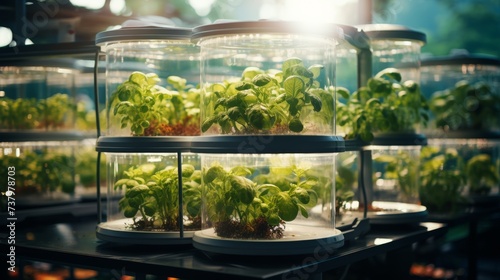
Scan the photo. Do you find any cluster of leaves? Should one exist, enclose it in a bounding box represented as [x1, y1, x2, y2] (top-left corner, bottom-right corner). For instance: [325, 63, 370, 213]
[110, 72, 200, 136]
[336, 68, 430, 142]
[75, 149, 106, 188]
[201, 57, 334, 135]
[203, 162, 324, 239]
[335, 155, 357, 216]
[429, 80, 500, 132]
[419, 146, 467, 213]
[420, 146, 499, 213]
[465, 154, 499, 195]
[115, 163, 201, 231]
[373, 149, 420, 203]
[75, 101, 97, 132]
[0, 149, 75, 199]
[0, 93, 75, 130]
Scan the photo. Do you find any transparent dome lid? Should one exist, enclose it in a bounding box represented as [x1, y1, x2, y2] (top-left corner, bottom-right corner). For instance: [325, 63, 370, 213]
[193, 20, 341, 136]
[421, 51, 500, 134]
[0, 139, 82, 209]
[357, 24, 426, 83]
[96, 150, 201, 245]
[422, 137, 500, 214]
[97, 26, 201, 137]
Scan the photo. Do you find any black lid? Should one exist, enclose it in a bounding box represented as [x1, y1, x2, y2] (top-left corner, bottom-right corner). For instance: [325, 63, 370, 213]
[95, 26, 192, 45]
[190, 135, 345, 154]
[0, 42, 99, 62]
[421, 50, 500, 67]
[336, 24, 370, 50]
[96, 136, 193, 153]
[0, 131, 88, 142]
[357, 24, 426, 44]
[367, 133, 428, 147]
[344, 138, 366, 151]
[191, 20, 344, 42]
[425, 130, 500, 140]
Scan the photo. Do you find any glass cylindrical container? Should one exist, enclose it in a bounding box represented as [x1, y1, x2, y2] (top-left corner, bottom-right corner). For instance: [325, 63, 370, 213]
[359, 133, 428, 224]
[335, 140, 369, 227]
[0, 62, 77, 131]
[96, 27, 200, 137]
[73, 59, 105, 135]
[0, 132, 84, 210]
[336, 25, 428, 140]
[191, 136, 345, 255]
[421, 132, 500, 214]
[358, 24, 426, 83]
[192, 21, 341, 136]
[421, 51, 500, 134]
[95, 137, 200, 244]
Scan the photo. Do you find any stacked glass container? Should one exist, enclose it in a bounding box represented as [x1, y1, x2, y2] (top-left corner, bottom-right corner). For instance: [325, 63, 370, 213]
[337, 24, 429, 224]
[190, 20, 346, 255]
[0, 44, 98, 214]
[95, 26, 201, 244]
[420, 52, 500, 214]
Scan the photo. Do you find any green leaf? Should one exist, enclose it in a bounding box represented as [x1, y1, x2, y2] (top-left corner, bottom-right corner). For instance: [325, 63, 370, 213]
[211, 83, 226, 93]
[204, 165, 226, 183]
[336, 87, 351, 100]
[146, 73, 161, 85]
[242, 67, 263, 80]
[293, 187, 310, 204]
[123, 206, 138, 218]
[234, 81, 254, 91]
[229, 175, 256, 204]
[282, 58, 303, 73]
[308, 92, 322, 112]
[288, 117, 304, 132]
[308, 64, 324, 79]
[182, 164, 195, 177]
[252, 74, 273, 87]
[368, 77, 392, 95]
[201, 116, 217, 132]
[167, 76, 187, 89]
[186, 199, 201, 217]
[129, 71, 148, 86]
[277, 192, 299, 221]
[375, 68, 402, 82]
[284, 75, 305, 97]
[298, 204, 309, 218]
[247, 104, 276, 130]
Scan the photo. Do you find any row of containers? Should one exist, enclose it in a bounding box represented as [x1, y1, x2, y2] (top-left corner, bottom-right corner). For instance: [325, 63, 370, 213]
[1, 20, 499, 255]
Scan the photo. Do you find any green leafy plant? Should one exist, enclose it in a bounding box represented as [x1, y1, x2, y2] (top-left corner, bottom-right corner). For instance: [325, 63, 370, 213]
[201, 57, 334, 134]
[335, 160, 356, 217]
[419, 146, 467, 213]
[429, 80, 500, 131]
[40, 93, 75, 129]
[466, 154, 499, 195]
[373, 149, 420, 203]
[419, 146, 499, 213]
[202, 162, 323, 239]
[0, 97, 39, 129]
[0, 93, 75, 130]
[0, 148, 76, 206]
[115, 163, 201, 231]
[336, 68, 430, 142]
[110, 72, 200, 136]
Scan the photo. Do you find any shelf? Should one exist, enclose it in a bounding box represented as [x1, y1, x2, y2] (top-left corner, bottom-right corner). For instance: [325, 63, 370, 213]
[1, 217, 447, 279]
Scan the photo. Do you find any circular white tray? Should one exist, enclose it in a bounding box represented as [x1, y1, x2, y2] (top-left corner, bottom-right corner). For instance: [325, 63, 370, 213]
[96, 218, 196, 245]
[193, 224, 344, 256]
[343, 201, 428, 225]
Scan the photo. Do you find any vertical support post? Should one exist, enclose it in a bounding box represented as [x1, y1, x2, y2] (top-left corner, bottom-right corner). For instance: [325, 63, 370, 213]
[177, 151, 184, 238]
[360, 150, 373, 212]
[15, 0, 27, 46]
